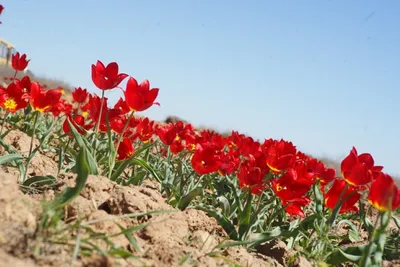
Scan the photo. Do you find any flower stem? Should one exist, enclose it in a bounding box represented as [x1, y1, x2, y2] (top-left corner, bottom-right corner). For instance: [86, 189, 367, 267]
[0, 111, 10, 136]
[326, 183, 349, 229]
[23, 111, 39, 182]
[108, 111, 135, 179]
[114, 111, 135, 155]
[93, 90, 105, 136]
[92, 90, 106, 160]
[13, 70, 18, 81]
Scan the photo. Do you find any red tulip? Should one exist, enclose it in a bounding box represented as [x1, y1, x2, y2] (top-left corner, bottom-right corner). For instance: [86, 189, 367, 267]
[341, 147, 383, 186]
[0, 83, 29, 113]
[29, 82, 62, 113]
[117, 138, 135, 161]
[124, 77, 160, 112]
[72, 87, 88, 104]
[91, 60, 128, 90]
[11, 52, 30, 72]
[368, 172, 400, 212]
[324, 179, 360, 214]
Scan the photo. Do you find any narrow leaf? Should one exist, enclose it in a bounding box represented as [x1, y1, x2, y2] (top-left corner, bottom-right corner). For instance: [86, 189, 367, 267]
[238, 190, 253, 239]
[177, 187, 203, 210]
[67, 118, 98, 175]
[21, 175, 57, 193]
[0, 153, 24, 165]
[49, 147, 90, 209]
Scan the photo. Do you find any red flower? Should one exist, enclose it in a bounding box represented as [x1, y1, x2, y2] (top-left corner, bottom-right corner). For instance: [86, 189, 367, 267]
[237, 161, 266, 194]
[63, 115, 93, 136]
[368, 172, 400, 212]
[81, 94, 120, 132]
[284, 199, 311, 218]
[11, 52, 30, 72]
[117, 138, 135, 161]
[324, 179, 361, 214]
[341, 147, 383, 186]
[307, 158, 336, 187]
[14, 76, 32, 94]
[114, 97, 130, 115]
[109, 116, 125, 134]
[0, 83, 29, 113]
[225, 131, 246, 151]
[29, 82, 62, 113]
[72, 87, 88, 104]
[124, 77, 160, 112]
[155, 121, 188, 154]
[271, 168, 312, 217]
[218, 151, 240, 176]
[133, 117, 155, 143]
[0, 5, 4, 24]
[51, 100, 73, 117]
[266, 139, 297, 173]
[91, 60, 128, 90]
[191, 142, 222, 175]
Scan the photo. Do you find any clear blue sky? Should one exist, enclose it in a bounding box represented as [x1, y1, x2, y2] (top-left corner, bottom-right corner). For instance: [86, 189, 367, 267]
[1, 1, 400, 176]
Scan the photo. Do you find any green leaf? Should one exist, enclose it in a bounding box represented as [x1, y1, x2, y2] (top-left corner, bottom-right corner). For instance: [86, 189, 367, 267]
[49, 147, 90, 210]
[392, 214, 400, 229]
[238, 190, 253, 240]
[337, 219, 362, 242]
[0, 139, 26, 181]
[124, 170, 147, 186]
[110, 149, 159, 182]
[216, 196, 231, 215]
[28, 117, 57, 161]
[21, 175, 57, 193]
[326, 245, 373, 265]
[339, 249, 362, 262]
[177, 187, 203, 210]
[108, 248, 136, 259]
[66, 118, 98, 175]
[57, 143, 66, 176]
[115, 222, 149, 253]
[105, 113, 116, 176]
[313, 182, 324, 214]
[0, 153, 24, 165]
[215, 227, 281, 249]
[195, 203, 238, 240]
[364, 217, 375, 234]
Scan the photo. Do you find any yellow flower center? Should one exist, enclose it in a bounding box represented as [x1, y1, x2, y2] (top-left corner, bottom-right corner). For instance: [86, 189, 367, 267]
[276, 183, 286, 192]
[35, 105, 50, 113]
[267, 163, 281, 173]
[4, 98, 17, 111]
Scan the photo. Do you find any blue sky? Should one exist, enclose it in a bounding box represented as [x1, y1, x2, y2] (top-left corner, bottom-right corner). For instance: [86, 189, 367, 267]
[1, 1, 400, 176]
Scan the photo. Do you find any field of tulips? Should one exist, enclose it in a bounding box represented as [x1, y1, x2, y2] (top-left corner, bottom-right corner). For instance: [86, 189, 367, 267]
[0, 5, 399, 267]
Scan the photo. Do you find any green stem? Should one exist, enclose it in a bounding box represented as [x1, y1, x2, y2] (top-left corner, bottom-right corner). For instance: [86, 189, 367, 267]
[359, 212, 383, 267]
[0, 110, 10, 136]
[93, 90, 105, 136]
[108, 111, 135, 179]
[326, 183, 350, 229]
[57, 138, 71, 177]
[23, 111, 39, 182]
[92, 90, 106, 159]
[255, 192, 264, 214]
